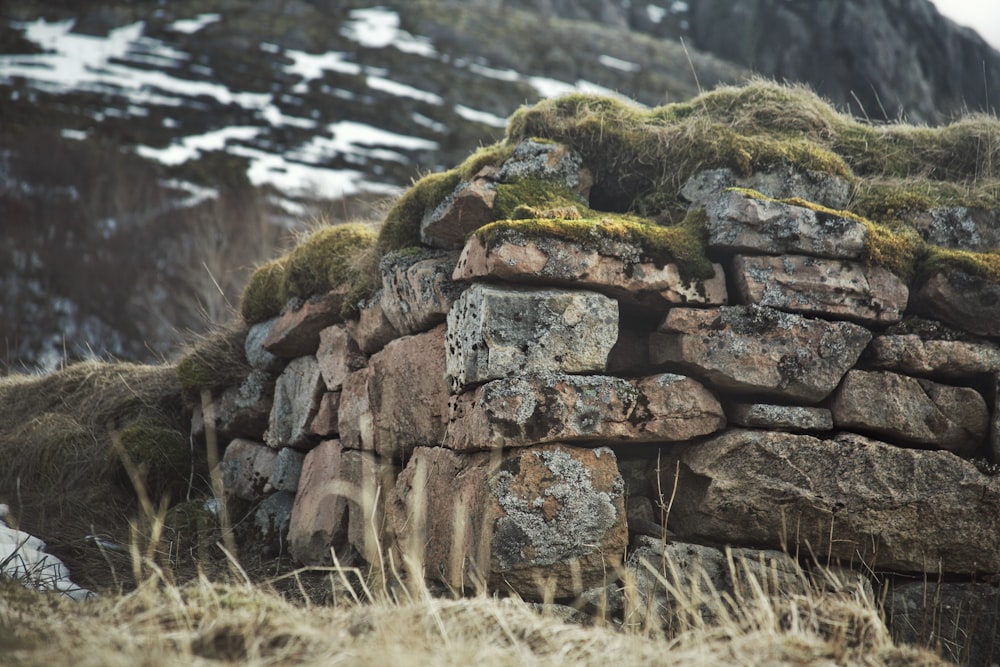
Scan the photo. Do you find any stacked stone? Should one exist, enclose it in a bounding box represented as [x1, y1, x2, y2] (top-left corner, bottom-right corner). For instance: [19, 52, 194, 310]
[210, 140, 1000, 638]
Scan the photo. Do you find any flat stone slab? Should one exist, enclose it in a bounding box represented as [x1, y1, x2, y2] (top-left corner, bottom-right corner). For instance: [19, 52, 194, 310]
[445, 284, 619, 392]
[727, 403, 833, 432]
[705, 189, 867, 259]
[262, 291, 346, 358]
[660, 429, 1000, 574]
[443, 372, 725, 450]
[380, 250, 463, 337]
[650, 305, 871, 402]
[911, 268, 1000, 337]
[681, 166, 852, 210]
[865, 334, 1000, 380]
[454, 233, 727, 309]
[732, 253, 907, 325]
[831, 369, 988, 456]
[390, 443, 626, 599]
[912, 206, 1000, 253]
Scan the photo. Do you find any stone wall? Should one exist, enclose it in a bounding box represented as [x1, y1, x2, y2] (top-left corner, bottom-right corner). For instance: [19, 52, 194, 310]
[202, 137, 1000, 660]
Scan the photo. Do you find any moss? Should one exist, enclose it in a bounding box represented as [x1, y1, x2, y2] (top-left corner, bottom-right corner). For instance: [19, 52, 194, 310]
[458, 141, 515, 180]
[283, 223, 377, 302]
[378, 170, 461, 251]
[493, 177, 588, 219]
[115, 417, 191, 500]
[164, 499, 217, 548]
[921, 247, 1000, 283]
[474, 207, 713, 282]
[239, 258, 287, 325]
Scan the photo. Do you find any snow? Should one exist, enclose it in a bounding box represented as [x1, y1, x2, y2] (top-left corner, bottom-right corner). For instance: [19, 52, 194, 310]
[0, 504, 94, 601]
[367, 75, 443, 104]
[341, 8, 436, 57]
[646, 5, 666, 24]
[454, 104, 508, 128]
[284, 49, 362, 79]
[167, 13, 221, 35]
[599, 54, 641, 73]
[136, 126, 260, 166]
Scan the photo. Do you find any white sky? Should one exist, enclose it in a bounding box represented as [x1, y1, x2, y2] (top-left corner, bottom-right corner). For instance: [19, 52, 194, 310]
[930, 0, 1000, 50]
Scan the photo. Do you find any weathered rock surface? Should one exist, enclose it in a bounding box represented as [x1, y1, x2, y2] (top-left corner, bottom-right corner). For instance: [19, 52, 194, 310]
[269, 447, 305, 494]
[287, 440, 348, 565]
[244, 318, 284, 375]
[704, 190, 867, 259]
[337, 369, 371, 452]
[992, 374, 1000, 463]
[660, 429, 1000, 574]
[681, 166, 852, 210]
[865, 334, 1000, 380]
[391, 444, 626, 599]
[310, 391, 341, 437]
[911, 269, 1000, 337]
[912, 206, 1000, 253]
[453, 233, 727, 309]
[380, 250, 463, 336]
[366, 325, 451, 458]
[421, 168, 498, 250]
[445, 284, 619, 392]
[889, 582, 1000, 667]
[443, 372, 725, 450]
[253, 491, 294, 553]
[650, 305, 871, 402]
[496, 140, 592, 198]
[732, 254, 907, 325]
[210, 369, 274, 441]
[262, 292, 346, 358]
[265, 355, 324, 450]
[727, 403, 833, 432]
[341, 449, 399, 562]
[831, 370, 988, 455]
[346, 291, 399, 355]
[221, 438, 278, 502]
[315, 324, 365, 392]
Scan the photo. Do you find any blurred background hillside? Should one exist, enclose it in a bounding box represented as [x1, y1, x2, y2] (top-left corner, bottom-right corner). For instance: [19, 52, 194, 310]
[2, 0, 998, 373]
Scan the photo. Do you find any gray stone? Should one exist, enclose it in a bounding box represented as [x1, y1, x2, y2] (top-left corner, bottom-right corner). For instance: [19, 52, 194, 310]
[732, 253, 907, 325]
[212, 369, 274, 441]
[445, 284, 619, 392]
[865, 334, 1000, 381]
[831, 370, 988, 456]
[253, 491, 295, 551]
[889, 582, 1000, 667]
[650, 305, 871, 402]
[380, 250, 463, 337]
[660, 429, 1000, 574]
[912, 206, 1000, 253]
[911, 268, 1000, 337]
[245, 318, 284, 374]
[265, 355, 324, 450]
[390, 444, 626, 599]
[269, 447, 305, 493]
[727, 403, 833, 432]
[992, 374, 1000, 463]
[704, 189, 867, 259]
[496, 140, 592, 198]
[316, 324, 365, 392]
[220, 438, 278, 502]
[443, 372, 725, 451]
[453, 232, 727, 310]
[681, 166, 852, 210]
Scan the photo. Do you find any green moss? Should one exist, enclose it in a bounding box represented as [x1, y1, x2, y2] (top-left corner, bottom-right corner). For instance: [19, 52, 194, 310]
[378, 170, 461, 251]
[283, 223, 377, 301]
[458, 141, 515, 180]
[493, 177, 588, 219]
[116, 417, 190, 499]
[239, 258, 287, 325]
[474, 208, 714, 282]
[922, 247, 1000, 283]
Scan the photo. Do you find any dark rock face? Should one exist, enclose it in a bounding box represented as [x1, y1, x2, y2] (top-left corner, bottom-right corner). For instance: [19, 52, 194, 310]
[686, 0, 1000, 124]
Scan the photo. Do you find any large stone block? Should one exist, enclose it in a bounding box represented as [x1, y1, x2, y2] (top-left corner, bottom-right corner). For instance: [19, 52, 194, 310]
[453, 233, 727, 310]
[209, 369, 274, 442]
[390, 444, 626, 599]
[660, 429, 1000, 574]
[420, 169, 498, 249]
[732, 254, 908, 325]
[681, 166, 852, 210]
[380, 250, 463, 337]
[338, 369, 372, 451]
[443, 372, 725, 450]
[316, 324, 365, 392]
[346, 291, 399, 355]
[831, 370, 988, 456]
[287, 440, 348, 565]
[705, 190, 867, 259]
[262, 291, 346, 358]
[865, 334, 1000, 381]
[244, 318, 284, 374]
[265, 355, 324, 450]
[649, 305, 871, 402]
[445, 284, 619, 392]
[911, 268, 1000, 337]
[220, 438, 278, 502]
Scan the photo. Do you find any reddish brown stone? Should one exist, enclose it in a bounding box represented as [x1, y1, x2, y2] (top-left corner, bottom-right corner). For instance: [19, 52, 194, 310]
[316, 324, 365, 391]
[310, 391, 341, 437]
[262, 289, 347, 358]
[287, 440, 348, 565]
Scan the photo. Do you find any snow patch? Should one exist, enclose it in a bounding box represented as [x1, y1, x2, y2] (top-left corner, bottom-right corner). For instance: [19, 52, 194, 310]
[167, 13, 221, 34]
[342, 7, 436, 57]
[455, 104, 508, 128]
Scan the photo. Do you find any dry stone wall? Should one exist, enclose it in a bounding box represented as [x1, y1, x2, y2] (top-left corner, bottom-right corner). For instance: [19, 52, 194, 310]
[206, 135, 1000, 655]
